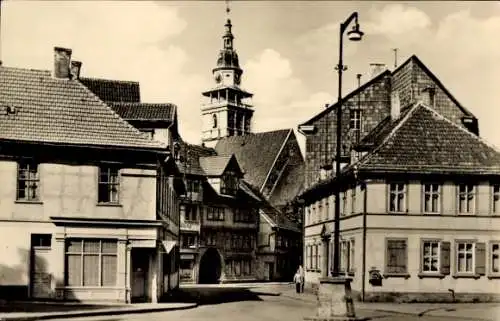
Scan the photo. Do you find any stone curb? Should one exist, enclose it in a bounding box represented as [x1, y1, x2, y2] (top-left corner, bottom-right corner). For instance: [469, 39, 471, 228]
[0, 302, 198, 321]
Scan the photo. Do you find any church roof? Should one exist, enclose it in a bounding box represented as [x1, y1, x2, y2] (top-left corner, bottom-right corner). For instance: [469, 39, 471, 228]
[0, 66, 164, 151]
[214, 129, 292, 189]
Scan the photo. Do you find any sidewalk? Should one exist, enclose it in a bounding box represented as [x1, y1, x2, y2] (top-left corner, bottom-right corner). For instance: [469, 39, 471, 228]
[272, 285, 500, 321]
[0, 301, 197, 321]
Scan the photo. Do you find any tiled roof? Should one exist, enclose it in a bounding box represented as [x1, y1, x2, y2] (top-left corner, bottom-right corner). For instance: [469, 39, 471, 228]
[199, 155, 234, 176]
[214, 129, 291, 189]
[80, 77, 140, 103]
[261, 204, 300, 233]
[299, 55, 476, 128]
[355, 105, 413, 150]
[356, 102, 500, 174]
[108, 102, 176, 122]
[268, 162, 305, 207]
[0, 66, 164, 150]
[177, 141, 217, 176]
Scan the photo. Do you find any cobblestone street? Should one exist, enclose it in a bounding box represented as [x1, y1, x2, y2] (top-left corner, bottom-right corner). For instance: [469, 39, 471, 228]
[64, 284, 498, 321]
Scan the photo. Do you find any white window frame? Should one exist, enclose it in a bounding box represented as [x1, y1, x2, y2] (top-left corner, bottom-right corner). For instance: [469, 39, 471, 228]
[388, 182, 406, 213]
[490, 241, 500, 276]
[422, 183, 441, 214]
[492, 184, 500, 215]
[455, 240, 475, 274]
[457, 183, 476, 215]
[349, 109, 361, 131]
[421, 240, 441, 273]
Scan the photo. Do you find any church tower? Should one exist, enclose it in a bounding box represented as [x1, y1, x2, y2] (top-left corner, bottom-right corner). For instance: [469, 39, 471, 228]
[201, 10, 254, 148]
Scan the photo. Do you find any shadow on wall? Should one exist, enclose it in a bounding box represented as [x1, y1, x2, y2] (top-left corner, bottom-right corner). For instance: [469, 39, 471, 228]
[0, 248, 117, 312]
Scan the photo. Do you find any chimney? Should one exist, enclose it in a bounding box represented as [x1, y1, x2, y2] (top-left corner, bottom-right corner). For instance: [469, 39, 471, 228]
[420, 86, 436, 107]
[369, 63, 386, 79]
[53, 47, 72, 79]
[70, 61, 82, 79]
[390, 91, 401, 120]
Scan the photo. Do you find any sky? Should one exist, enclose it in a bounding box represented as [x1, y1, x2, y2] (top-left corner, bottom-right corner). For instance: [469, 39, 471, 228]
[1, 1, 500, 154]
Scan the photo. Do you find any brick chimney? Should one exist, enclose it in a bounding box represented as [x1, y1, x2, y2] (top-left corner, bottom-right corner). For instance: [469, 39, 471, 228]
[369, 63, 386, 79]
[420, 86, 436, 107]
[390, 91, 401, 120]
[53, 47, 72, 79]
[70, 61, 82, 80]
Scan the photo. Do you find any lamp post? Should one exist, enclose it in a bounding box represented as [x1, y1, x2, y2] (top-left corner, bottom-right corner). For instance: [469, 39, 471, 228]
[332, 12, 363, 278]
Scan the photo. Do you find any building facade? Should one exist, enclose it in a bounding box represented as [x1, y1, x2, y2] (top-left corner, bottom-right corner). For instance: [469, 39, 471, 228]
[299, 84, 500, 301]
[0, 48, 184, 303]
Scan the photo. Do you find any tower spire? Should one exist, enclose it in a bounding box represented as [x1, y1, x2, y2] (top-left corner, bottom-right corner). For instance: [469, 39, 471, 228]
[225, 0, 231, 16]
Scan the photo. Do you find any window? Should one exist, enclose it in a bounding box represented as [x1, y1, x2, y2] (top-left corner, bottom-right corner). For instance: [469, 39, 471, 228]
[65, 239, 117, 287]
[182, 234, 197, 248]
[17, 161, 39, 201]
[234, 208, 254, 222]
[306, 245, 311, 269]
[212, 114, 217, 128]
[349, 239, 355, 274]
[184, 204, 198, 221]
[422, 241, 440, 272]
[98, 166, 120, 204]
[458, 183, 475, 214]
[423, 183, 440, 213]
[314, 245, 319, 270]
[140, 129, 154, 139]
[491, 242, 499, 275]
[340, 240, 355, 274]
[385, 239, 408, 275]
[207, 207, 224, 221]
[456, 241, 474, 273]
[318, 202, 323, 221]
[349, 109, 361, 130]
[342, 192, 347, 216]
[31, 234, 51, 248]
[206, 233, 216, 246]
[389, 183, 406, 213]
[221, 171, 238, 195]
[186, 179, 200, 194]
[492, 184, 500, 214]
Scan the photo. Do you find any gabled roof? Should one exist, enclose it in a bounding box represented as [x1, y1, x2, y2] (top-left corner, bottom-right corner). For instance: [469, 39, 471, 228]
[356, 102, 500, 174]
[80, 77, 141, 103]
[214, 129, 291, 189]
[299, 55, 476, 128]
[108, 102, 176, 122]
[0, 66, 164, 150]
[299, 70, 391, 126]
[199, 154, 242, 176]
[392, 55, 475, 118]
[268, 161, 305, 206]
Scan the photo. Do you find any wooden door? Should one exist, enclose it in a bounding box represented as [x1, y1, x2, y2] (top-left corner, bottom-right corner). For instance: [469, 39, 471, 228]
[31, 248, 52, 299]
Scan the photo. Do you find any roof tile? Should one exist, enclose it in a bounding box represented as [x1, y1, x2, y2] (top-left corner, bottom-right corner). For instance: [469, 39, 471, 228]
[0, 66, 164, 150]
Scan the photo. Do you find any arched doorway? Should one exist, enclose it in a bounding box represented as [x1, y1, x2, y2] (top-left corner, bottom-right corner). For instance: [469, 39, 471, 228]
[198, 248, 222, 284]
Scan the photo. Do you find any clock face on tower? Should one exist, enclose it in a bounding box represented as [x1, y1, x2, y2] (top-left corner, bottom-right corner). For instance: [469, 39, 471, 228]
[235, 73, 241, 85]
[215, 73, 222, 84]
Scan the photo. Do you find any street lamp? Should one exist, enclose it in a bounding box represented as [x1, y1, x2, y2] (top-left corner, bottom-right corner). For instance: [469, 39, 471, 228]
[332, 12, 363, 278]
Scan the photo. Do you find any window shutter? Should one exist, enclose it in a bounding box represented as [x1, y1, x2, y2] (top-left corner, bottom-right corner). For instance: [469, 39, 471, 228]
[475, 242, 486, 276]
[440, 241, 451, 275]
[402, 241, 408, 273]
[384, 240, 391, 273]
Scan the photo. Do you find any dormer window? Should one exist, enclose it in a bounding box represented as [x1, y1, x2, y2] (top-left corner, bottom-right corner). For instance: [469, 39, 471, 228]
[221, 171, 238, 195]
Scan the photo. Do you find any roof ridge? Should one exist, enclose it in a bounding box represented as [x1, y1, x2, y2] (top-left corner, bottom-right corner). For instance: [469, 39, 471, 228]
[261, 129, 293, 193]
[418, 102, 500, 155]
[357, 103, 421, 167]
[80, 76, 139, 85]
[76, 80, 166, 149]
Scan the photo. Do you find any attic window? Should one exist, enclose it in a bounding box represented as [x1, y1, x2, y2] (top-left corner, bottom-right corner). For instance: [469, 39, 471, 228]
[221, 171, 238, 196]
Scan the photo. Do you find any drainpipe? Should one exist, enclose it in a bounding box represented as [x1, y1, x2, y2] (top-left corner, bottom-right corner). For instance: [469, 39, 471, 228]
[361, 180, 367, 302]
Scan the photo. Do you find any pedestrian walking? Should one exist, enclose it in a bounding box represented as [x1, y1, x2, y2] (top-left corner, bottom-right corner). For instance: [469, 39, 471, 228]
[298, 265, 305, 293]
[293, 270, 302, 293]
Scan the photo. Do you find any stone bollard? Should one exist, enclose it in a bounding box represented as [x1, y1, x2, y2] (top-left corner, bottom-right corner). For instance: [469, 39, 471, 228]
[304, 276, 368, 321]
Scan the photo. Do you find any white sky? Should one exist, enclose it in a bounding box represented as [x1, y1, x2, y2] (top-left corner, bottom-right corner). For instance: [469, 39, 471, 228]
[2, 1, 499, 154]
